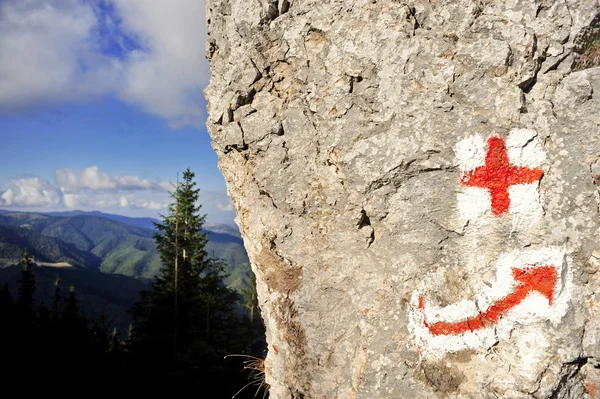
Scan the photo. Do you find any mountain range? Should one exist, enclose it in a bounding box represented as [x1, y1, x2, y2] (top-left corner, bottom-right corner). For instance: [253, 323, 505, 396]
[0, 209, 251, 331]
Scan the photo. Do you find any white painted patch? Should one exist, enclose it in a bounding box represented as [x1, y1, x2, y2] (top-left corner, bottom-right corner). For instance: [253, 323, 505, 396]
[513, 328, 551, 376]
[506, 128, 547, 168]
[508, 183, 542, 219]
[454, 134, 486, 174]
[409, 247, 572, 358]
[456, 187, 491, 222]
[454, 131, 546, 225]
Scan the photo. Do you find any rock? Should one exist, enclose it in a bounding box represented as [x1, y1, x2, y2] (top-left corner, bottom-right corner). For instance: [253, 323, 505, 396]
[205, 1, 600, 397]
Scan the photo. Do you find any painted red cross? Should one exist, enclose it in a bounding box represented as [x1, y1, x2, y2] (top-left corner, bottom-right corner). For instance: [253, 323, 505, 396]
[460, 136, 543, 215]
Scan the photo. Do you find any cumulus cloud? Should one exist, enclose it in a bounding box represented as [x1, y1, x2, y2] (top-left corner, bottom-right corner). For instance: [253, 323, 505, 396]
[112, 0, 208, 127]
[0, 167, 235, 223]
[216, 198, 235, 212]
[0, 166, 169, 211]
[0, 0, 120, 110]
[55, 166, 160, 192]
[0, 0, 208, 127]
[0, 177, 63, 207]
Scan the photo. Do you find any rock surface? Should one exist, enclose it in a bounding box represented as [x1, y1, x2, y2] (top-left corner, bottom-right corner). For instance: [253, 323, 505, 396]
[205, 1, 600, 397]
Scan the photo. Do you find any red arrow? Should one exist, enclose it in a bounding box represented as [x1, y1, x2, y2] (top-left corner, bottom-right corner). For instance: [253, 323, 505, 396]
[419, 266, 557, 336]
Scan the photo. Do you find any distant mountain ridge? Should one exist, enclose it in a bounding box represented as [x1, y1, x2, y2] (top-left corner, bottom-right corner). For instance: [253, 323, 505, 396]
[43, 210, 161, 230]
[0, 210, 251, 291]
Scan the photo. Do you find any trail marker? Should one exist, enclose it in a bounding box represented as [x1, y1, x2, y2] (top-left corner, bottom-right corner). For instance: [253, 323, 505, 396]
[409, 248, 572, 357]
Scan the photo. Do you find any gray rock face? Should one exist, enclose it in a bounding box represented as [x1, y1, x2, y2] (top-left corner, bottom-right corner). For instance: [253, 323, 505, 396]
[205, 1, 600, 397]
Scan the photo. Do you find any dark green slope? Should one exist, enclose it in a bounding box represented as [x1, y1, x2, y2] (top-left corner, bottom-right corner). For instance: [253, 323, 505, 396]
[0, 263, 150, 332]
[0, 212, 159, 278]
[0, 224, 101, 268]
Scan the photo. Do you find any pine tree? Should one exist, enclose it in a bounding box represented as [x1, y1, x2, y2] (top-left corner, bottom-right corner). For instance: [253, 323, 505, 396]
[51, 275, 63, 324]
[0, 282, 15, 344]
[91, 309, 111, 354]
[109, 327, 120, 355]
[129, 168, 242, 387]
[242, 273, 259, 324]
[63, 284, 89, 349]
[16, 248, 36, 324]
[0, 282, 13, 311]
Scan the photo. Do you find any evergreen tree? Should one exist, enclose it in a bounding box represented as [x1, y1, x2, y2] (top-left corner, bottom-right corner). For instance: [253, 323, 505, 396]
[91, 309, 111, 354]
[51, 275, 63, 324]
[0, 282, 15, 350]
[242, 273, 259, 324]
[16, 248, 36, 324]
[63, 284, 89, 350]
[129, 168, 242, 388]
[109, 327, 120, 355]
[0, 282, 13, 311]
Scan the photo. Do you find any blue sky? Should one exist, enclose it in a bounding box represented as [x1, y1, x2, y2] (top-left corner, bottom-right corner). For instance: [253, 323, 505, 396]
[0, 0, 236, 224]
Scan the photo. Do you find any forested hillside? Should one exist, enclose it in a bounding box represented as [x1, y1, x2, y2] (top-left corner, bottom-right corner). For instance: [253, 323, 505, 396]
[0, 210, 251, 288]
[0, 210, 253, 333]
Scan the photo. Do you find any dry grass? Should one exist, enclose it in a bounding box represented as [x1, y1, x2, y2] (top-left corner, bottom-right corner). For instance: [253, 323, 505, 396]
[225, 354, 269, 399]
[573, 39, 600, 71]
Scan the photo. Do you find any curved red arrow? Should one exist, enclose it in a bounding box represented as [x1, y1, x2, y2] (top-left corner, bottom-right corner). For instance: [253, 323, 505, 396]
[419, 266, 557, 336]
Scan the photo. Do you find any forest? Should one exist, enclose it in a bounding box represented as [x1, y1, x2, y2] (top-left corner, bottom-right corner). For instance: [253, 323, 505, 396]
[0, 169, 266, 397]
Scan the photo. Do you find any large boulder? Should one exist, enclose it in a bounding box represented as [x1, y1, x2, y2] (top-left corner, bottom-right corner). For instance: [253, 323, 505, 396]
[205, 1, 600, 397]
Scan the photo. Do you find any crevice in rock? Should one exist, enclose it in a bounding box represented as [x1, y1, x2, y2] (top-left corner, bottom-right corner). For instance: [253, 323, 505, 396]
[365, 162, 456, 194]
[280, 0, 290, 15]
[223, 143, 248, 153]
[232, 87, 256, 111]
[259, 188, 279, 209]
[549, 357, 594, 399]
[348, 75, 363, 94]
[358, 209, 371, 229]
[518, 33, 545, 94]
[262, 1, 279, 24]
[357, 209, 375, 247]
[261, 0, 291, 24]
[403, 4, 421, 35]
[224, 122, 248, 154]
[519, 69, 538, 94]
[248, 58, 264, 85]
[519, 91, 528, 114]
[543, 52, 572, 74]
[206, 39, 218, 60]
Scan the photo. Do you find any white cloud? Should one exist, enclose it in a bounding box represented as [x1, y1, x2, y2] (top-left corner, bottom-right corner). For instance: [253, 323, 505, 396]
[112, 0, 208, 127]
[119, 196, 128, 208]
[0, 168, 234, 224]
[216, 198, 235, 212]
[158, 181, 176, 192]
[0, 0, 209, 127]
[63, 192, 79, 208]
[0, 177, 63, 207]
[0, 0, 120, 110]
[133, 199, 164, 210]
[55, 166, 162, 192]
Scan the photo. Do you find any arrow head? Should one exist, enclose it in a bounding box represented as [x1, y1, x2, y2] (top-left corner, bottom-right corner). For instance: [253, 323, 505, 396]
[512, 265, 557, 305]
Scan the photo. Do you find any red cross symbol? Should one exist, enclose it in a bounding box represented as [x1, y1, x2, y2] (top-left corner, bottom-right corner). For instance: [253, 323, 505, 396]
[460, 136, 544, 215]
